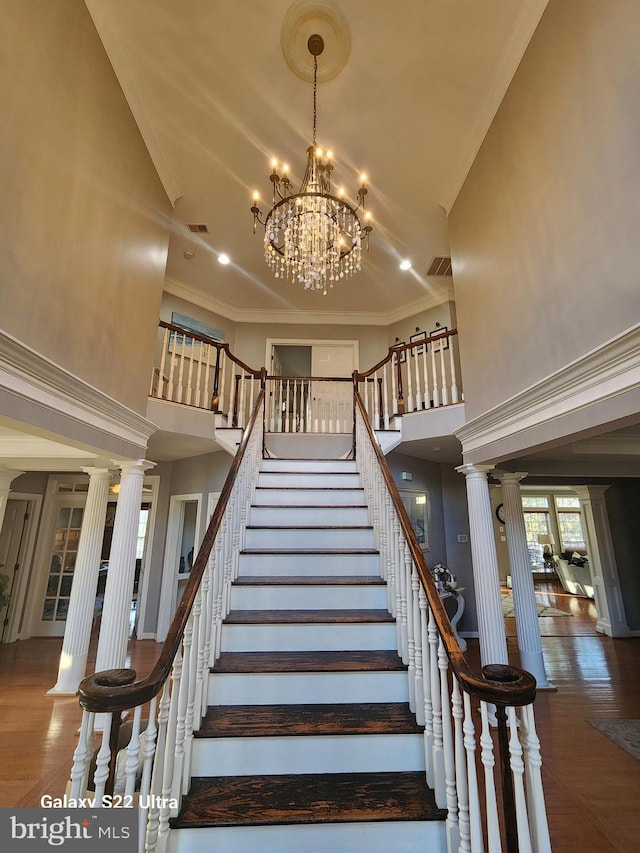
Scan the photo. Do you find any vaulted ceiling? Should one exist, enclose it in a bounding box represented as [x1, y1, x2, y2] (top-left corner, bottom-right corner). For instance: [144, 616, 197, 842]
[85, 0, 549, 323]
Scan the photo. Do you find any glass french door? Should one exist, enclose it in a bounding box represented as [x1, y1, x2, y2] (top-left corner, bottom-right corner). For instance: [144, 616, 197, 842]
[35, 496, 85, 636]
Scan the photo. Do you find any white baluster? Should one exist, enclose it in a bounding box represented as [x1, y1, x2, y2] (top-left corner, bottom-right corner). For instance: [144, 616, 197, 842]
[391, 354, 398, 415]
[422, 345, 430, 408]
[123, 705, 143, 799]
[439, 639, 460, 851]
[146, 683, 170, 853]
[521, 704, 552, 853]
[157, 650, 183, 845]
[449, 335, 460, 404]
[93, 716, 113, 805]
[452, 679, 471, 853]
[167, 334, 178, 403]
[185, 339, 195, 406]
[430, 342, 440, 407]
[176, 333, 187, 404]
[440, 341, 449, 405]
[463, 692, 484, 852]
[69, 711, 95, 799]
[155, 327, 170, 400]
[411, 567, 424, 725]
[183, 595, 202, 794]
[508, 707, 534, 853]
[406, 346, 414, 412]
[419, 588, 434, 787]
[404, 544, 416, 711]
[382, 363, 390, 429]
[293, 379, 299, 432]
[226, 366, 236, 425]
[429, 608, 445, 806]
[414, 348, 423, 410]
[138, 695, 158, 853]
[195, 343, 204, 408]
[479, 701, 502, 853]
[238, 372, 247, 429]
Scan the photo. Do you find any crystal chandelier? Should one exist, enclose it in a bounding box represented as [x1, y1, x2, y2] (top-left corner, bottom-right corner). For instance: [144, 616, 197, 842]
[251, 34, 372, 296]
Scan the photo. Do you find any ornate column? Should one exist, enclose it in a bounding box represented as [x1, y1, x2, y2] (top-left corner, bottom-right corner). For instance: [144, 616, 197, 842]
[95, 460, 155, 675]
[493, 472, 552, 688]
[48, 468, 112, 694]
[0, 468, 24, 532]
[457, 464, 508, 667]
[574, 486, 630, 638]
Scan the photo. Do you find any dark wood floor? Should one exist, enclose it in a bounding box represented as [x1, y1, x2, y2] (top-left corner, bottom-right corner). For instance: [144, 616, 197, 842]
[1, 584, 638, 852]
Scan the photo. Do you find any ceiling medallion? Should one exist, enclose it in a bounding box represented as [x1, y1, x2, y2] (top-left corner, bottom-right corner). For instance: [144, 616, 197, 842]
[250, 31, 372, 295]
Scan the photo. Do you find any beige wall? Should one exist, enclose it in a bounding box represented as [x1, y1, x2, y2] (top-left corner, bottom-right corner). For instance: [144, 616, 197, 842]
[449, 0, 640, 421]
[0, 0, 171, 413]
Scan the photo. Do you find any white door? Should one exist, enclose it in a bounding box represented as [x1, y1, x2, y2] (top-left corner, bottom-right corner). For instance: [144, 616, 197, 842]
[310, 345, 355, 431]
[0, 499, 30, 642]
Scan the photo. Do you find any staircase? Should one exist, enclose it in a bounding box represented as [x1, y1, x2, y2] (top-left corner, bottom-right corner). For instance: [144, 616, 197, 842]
[168, 456, 446, 852]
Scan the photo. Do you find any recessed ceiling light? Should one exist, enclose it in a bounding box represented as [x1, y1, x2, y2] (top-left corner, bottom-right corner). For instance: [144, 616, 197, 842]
[399, 259, 412, 271]
[183, 251, 195, 260]
[218, 254, 230, 265]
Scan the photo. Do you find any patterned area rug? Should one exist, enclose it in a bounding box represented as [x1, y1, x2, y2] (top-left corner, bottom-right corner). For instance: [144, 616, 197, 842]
[501, 593, 570, 618]
[588, 720, 640, 761]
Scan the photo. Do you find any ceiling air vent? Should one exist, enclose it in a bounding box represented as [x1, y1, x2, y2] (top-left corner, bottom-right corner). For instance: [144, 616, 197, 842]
[187, 223, 209, 233]
[426, 256, 452, 277]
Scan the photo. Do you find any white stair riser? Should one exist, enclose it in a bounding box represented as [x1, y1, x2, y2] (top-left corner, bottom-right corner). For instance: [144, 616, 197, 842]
[261, 459, 358, 473]
[245, 527, 374, 550]
[254, 488, 366, 507]
[238, 552, 380, 576]
[221, 623, 396, 653]
[191, 733, 425, 776]
[169, 820, 445, 853]
[249, 506, 370, 527]
[258, 473, 362, 489]
[208, 671, 409, 705]
[230, 585, 387, 610]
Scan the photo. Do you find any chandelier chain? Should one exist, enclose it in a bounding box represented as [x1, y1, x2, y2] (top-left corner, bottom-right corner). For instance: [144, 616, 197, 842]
[312, 55, 318, 146]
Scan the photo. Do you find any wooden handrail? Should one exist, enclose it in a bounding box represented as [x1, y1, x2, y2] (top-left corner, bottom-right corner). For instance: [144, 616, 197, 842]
[266, 375, 353, 383]
[353, 390, 536, 708]
[357, 328, 459, 380]
[157, 320, 262, 378]
[78, 387, 267, 714]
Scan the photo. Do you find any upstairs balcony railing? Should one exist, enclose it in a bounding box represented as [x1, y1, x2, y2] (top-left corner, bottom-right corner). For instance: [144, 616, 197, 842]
[149, 322, 463, 435]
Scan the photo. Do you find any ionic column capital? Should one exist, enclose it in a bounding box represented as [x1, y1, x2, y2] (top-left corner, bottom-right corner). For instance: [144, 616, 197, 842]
[112, 459, 156, 477]
[492, 471, 528, 486]
[456, 463, 494, 480]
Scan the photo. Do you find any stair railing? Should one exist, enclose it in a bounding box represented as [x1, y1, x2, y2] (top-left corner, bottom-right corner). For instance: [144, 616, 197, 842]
[69, 383, 266, 853]
[265, 375, 353, 434]
[354, 392, 551, 853]
[150, 321, 262, 427]
[357, 327, 462, 427]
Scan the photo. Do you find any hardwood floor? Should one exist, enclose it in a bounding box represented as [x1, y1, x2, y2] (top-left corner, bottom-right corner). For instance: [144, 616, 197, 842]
[1, 587, 638, 852]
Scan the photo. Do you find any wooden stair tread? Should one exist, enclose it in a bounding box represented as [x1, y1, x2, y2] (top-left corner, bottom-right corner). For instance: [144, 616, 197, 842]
[213, 650, 406, 673]
[233, 576, 385, 586]
[197, 702, 423, 737]
[255, 486, 364, 492]
[241, 548, 378, 555]
[246, 525, 373, 531]
[224, 609, 394, 624]
[171, 772, 445, 828]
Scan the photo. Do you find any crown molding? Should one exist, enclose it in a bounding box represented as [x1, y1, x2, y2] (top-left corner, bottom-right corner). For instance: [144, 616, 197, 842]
[456, 323, 640, 460]
[164, 276, 454, 326]
[85, 0, 182, 206]
[440, 0, 550, 214]
[0, 330, 157, 453]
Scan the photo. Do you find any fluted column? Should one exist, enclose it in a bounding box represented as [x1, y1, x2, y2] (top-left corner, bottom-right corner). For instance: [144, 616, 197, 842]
[95, 460, 155, 675]
[48, 468, 112, 694]
[0, 468, 24, 533]
[574, 486, 630, 638]
[494, 472, 551, 688]
[457, 464, 508, 667]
